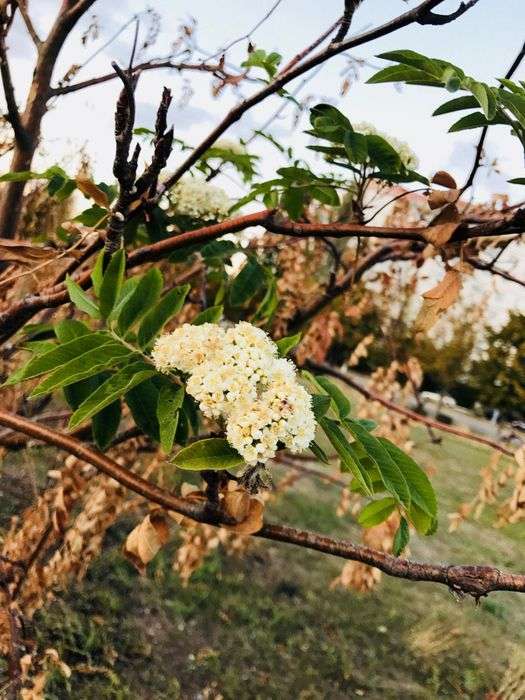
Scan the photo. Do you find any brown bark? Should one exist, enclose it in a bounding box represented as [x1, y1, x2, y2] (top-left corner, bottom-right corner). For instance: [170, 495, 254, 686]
[0, 0, 97, 238]
[0, 407, 523, 597]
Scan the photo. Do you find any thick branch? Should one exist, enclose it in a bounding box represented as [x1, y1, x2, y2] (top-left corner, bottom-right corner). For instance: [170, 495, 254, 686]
[0, 208, 523, 344]
[0, 408, 522, 596]
[308, 361, 514, 457]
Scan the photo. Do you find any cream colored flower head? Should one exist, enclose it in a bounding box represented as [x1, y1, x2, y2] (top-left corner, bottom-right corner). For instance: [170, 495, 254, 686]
[168, 177, 230, 222]
[151, 321, 315, 464]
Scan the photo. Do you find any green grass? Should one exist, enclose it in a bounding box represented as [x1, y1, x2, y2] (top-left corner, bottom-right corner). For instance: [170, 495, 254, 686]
[22, 429, 524, 699]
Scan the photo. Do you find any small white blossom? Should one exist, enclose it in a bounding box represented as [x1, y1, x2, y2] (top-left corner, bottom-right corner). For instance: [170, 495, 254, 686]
[151, 321, 316, 464]
[213, 139, 247, 155]
[168, 177, 230, 222]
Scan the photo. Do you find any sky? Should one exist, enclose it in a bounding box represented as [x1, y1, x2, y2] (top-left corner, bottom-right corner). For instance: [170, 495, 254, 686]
[2, 0, 524, 319]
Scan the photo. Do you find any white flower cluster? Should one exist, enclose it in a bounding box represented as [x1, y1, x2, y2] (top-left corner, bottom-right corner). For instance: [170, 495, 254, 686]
[213, 138, 247, 155]
[169, 177, 230, 222]
[152, 322, 316, 465]
[354, 121, 419, 170]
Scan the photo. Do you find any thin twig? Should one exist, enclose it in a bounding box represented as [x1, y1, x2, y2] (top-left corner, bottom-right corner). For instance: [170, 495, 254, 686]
[461, 40, 525, 193]
[205, 0, 285, 61]
[15, 0, 40, 45]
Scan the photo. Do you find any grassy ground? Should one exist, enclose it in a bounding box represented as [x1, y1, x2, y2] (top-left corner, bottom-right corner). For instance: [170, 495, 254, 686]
[19, 427, 523, 699]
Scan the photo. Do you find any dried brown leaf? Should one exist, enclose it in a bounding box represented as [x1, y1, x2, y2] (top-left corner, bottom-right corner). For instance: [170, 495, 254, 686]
[223, 494, 264, 535]
[223, 489, 251, 523]
[0, 239, 55, 266]
[123, 511, 170, 573]
[427, 189, 459, 210]
[75, 177, 109, 209]
[431, 170, 458, 189]
[421, 222, 460, 246]
[415, 268, 462, 333]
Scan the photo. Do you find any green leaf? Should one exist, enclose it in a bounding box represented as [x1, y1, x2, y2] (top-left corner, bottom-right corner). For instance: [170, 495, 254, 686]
[252, 273, 278, 324]
[367, 64, 441, 86]
[182, 394, 200, 435]
[30, 343, 133, 398]
[108, 276, 140, 323]
[229, 258, 266, 307]
[0, 170, 41, 182]
[65, 275, 100, 318]
[433, 95, 480, 116]
[353, 418, 377, 432]
[309, 440, 330, 465]
[366, 135, 402, 172]
[316, 376, 351, 419]
[319, 417, 372, 495]
[98, 249, 126, 318]
[393, 517, 410, 556]
[126, 379, 160, 441]
[467, 80, 493, 119]
[345, 421, 410, 509]
[5, 333, 110, 385]
[280, 188, 304, 220]
[192, 305, 223, 325]
[23, 340, 56, 355]
[448, 112, 492, 132]
[357, 497, 396, 527]
[343, 130, 368, 163]
[275, 333, 301, 357]
[62, 370, 121, 449]
[509, 177, 525, 185]
[311, 394, 331, 420]
[138, 284, 190, 348]
[54, 319, 90, 343]
[92, 401, 122, 450]
[172, 438, 245, 471]
[379, 438, 437, 532]
[117, 268, 163, 335]
[90, 250, 105, 297]
[200, 240, 238, 259]
[74, 204, 108, 227]
[157, 383, 184, 453]
[68, 361, 154, 428]
[310, 103, 351, 128]
[498, 90, 525, 128]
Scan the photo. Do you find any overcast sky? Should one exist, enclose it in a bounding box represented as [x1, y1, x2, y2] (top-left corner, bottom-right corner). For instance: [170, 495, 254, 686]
[2, 0, 524, 319]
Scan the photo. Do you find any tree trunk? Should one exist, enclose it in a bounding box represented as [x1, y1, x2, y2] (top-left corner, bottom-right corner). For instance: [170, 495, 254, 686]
[0, 0, 97, 238]
[0, 142, 36, 238]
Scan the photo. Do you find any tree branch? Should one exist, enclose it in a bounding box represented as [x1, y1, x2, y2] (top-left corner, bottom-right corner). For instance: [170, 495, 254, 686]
[418, 0, 481, 25]
[464, 254, 525, 287]
[160, 0, 474, 193]
[330, 0, 363, 45]
[0, 208, 523, 344]
[15, 0, 41, 46]
[307, 361, 514, 457]
[48, 59, 235, 97]
[0, 3, 28, 146]
[0, 408, 522, 596]
[461, 39, 525, 193]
